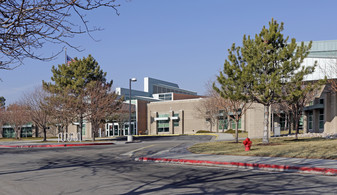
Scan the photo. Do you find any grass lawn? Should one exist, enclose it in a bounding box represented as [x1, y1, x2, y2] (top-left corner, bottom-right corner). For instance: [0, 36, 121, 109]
[189, 137, 337, 160]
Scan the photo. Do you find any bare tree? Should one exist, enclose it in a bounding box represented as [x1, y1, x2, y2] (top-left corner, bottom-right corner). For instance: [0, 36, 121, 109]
[195, 97, 220, 132]
[22, 86, 53, 141]
[282, 81, 324, 139]
[225, 99, 251, 142]
[5, 103, 31, 139]
[205, 81, 230, 132]
[46, 90, 75, 138]
[84, 81, 123, 141]
[271, 102, 291, 134]
[0, 0, 120, 69]
[0, 102, 5, 137]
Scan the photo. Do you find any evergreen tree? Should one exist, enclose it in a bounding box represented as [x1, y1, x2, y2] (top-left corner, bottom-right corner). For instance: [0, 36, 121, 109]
[242, 19, 314, 143]
[216, 19, 315, 143]
[43, 55, 107, 140]
[213, 44, 251, 143]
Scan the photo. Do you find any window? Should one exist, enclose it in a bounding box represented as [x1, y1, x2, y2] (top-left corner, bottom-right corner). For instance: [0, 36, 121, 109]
[158, 93, 172, 101]
[153, 85, 158, 93]
[319, 109, 324, 129]
[114, 125, 119, 136]
[319, 99, 324, 105]
[173, 114, 179, 127]
[21, 127, 32, 138]
[82, 124, 86, 135]
[218, 118, 228, 130]
[230, 118, 241, 129]
[3, 127, 15, 138]
[157, 114, 169, 132]
[299, 115, 304, 129]
[308, 111, 313, 130]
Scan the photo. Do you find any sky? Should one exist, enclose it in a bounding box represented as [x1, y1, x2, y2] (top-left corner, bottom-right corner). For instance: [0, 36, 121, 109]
[1, 0, 337, 105]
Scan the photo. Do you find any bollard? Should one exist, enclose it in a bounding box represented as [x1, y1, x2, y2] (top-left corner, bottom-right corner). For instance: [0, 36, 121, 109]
[243, 138, 252, 151]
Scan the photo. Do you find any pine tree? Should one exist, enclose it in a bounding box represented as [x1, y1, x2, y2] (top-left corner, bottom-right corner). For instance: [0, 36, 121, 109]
[242, 19, 314, 143]
[43, 55, 107, 140]
[216, 19, 315, 143]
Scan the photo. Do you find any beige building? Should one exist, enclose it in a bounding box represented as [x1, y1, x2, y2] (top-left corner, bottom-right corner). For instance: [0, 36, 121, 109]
[245, 83, 337, 138]
[148, 98, 214, 135]
[147, 86, 337, 138]
[147, 98, 248, 135]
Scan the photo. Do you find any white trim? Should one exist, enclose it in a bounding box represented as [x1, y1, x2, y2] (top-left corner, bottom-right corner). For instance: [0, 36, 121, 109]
[154, 117, 169, 121]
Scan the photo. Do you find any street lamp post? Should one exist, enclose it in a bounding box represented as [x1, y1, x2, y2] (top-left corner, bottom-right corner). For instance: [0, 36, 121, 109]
[128, 78, 137, 142]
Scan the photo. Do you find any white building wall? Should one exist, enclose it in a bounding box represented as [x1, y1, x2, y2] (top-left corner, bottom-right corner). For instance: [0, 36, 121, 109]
[303, 58, 337, 81]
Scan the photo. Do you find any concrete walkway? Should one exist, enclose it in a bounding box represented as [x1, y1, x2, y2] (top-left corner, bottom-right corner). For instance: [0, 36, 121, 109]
[214, 133, 235, 141]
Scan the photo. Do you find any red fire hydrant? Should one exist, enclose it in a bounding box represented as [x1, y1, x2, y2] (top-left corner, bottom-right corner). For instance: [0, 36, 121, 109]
[243, 138, 252, 151]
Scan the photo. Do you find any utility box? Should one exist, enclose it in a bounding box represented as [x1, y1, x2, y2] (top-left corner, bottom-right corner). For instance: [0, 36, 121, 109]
[274, 126, 281, 137]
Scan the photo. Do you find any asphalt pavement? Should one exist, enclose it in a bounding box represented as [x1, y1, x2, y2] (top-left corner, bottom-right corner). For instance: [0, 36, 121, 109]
[1, 133, 337, 176]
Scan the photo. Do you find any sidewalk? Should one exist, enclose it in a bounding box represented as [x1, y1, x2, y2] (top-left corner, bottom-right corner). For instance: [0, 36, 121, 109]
[136, 133, 337, 176]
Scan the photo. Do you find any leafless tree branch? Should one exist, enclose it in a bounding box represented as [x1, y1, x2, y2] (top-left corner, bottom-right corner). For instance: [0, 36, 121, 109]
[0, 0, 120, 69]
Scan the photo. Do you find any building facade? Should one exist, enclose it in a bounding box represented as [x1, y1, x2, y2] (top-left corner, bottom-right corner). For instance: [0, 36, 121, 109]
[107, 77, 200, 136]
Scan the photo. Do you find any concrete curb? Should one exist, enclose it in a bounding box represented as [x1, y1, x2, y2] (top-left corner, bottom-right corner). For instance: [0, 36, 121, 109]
[136, 157, 337, 176]
[0, 142, 115, 148]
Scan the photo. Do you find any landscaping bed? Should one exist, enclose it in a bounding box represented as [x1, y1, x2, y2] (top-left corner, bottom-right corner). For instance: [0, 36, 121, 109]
[188, 137, 337, 160]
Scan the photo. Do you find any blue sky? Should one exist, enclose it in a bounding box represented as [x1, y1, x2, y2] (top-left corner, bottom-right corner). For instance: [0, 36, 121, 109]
[1, 0, 337, 104]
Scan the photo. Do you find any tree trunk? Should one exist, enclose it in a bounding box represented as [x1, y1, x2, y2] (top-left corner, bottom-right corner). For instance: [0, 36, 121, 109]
[43, 127, 47, 142]
[263, 105, 269, 144]
[16, 127, 21, 140]
[35, 125, 39, 137]
[65, 124, 68, 141]
[79, 113, 83, 141]
[288, 114, 292, 135]
[284, 114, 288, 131]
[294, 110, 300, 140]
[92, 122, 96, 142]
[235, 120, 239, 143]
[92, 131, 95, 141]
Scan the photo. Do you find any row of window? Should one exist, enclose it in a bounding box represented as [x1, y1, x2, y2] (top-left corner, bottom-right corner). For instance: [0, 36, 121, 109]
[153, 85, 194, 95]
[218, 118, 241, 130]
[157, 114, 179, 132]
[308, 109, 324, 130]
[158, 93, 172, 101]
[2, 127, 33, 138]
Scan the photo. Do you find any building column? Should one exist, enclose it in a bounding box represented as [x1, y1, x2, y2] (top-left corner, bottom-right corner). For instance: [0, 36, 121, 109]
[180, 110, 184, 134]
[313, 109, 319, 133]
[154, 112, 158, 135]
[302, 112, 308, 134]
[169, 110, 174, 134]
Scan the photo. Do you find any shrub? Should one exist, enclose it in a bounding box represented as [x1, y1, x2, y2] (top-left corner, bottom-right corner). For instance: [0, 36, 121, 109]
[196, 130, 212, 133]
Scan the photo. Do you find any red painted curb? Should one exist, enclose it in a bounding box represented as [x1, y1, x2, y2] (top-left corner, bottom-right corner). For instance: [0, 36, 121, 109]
[0, 142, 114, 148]
[137, 157, 337, 175]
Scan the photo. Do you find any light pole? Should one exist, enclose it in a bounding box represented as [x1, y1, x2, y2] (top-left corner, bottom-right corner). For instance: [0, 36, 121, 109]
[128, 77, 137, 142]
